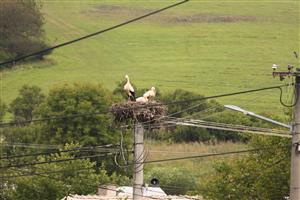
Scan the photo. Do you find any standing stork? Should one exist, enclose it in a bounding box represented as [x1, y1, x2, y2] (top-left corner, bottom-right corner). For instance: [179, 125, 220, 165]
[123, 75, 135, 101]
[143, 87, 156, 101]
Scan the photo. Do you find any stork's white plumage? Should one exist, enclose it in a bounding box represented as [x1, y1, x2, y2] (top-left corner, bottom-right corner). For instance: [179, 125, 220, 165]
[136, 96, 148, 103]
[143, 87, 156, 100]
[123, 75, 135, 101]
[272, 64, 279, 71]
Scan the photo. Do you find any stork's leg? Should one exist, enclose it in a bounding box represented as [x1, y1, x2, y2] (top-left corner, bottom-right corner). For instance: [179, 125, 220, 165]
[129, 95, 135, 101]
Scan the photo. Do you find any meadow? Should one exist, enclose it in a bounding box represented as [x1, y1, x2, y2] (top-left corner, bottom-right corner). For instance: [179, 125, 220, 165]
[0, 2, 297, 197]
[144, 140, 247, 195]
[1, 0, 299, 115]
[146, 140, 246, 174]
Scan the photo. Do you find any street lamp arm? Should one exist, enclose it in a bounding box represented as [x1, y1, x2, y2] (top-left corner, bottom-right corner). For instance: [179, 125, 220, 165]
[224, 105, 291, 130]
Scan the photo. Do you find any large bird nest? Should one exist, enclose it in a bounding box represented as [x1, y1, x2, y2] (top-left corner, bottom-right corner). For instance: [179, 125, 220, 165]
[110, 101, 167, 125]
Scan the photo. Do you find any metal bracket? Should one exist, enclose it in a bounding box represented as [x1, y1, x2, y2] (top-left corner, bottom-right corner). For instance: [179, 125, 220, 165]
[293, 142, 300, 153]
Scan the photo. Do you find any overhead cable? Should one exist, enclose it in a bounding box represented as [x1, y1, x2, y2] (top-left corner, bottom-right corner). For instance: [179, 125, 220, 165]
[0, 144, 118, 160]
[127, 145, 289, 165]
[0, 84, 289, 127]
[0, 0, 189, 68]
[0, 153, 113, 169]
[1, 167, 94, 179]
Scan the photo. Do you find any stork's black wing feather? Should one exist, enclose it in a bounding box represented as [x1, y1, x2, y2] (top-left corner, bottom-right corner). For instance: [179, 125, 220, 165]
[129, 91, 135, 101]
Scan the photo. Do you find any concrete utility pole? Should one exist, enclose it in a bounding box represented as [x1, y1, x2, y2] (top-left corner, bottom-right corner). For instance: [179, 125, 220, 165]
[290, 69, 300, 199]
[133, 123, 144, 200]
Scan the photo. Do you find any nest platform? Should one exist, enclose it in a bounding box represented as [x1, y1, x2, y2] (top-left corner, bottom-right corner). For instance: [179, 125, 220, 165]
[110, 101, 167, 124]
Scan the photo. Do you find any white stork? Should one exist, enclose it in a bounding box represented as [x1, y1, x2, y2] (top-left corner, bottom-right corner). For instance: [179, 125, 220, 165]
[136, 96, 148, 103]
[123, 75, 135, 101]
[143, 87, 156, 100]
[272, 64, 279, 71]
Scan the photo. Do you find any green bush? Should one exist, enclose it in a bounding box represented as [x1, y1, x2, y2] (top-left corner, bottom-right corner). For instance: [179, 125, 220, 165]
[36, 83, 116, 145]
[200, 136, 290, 200]
[145, 166, 196, 195]
[171, 126, 213, 142]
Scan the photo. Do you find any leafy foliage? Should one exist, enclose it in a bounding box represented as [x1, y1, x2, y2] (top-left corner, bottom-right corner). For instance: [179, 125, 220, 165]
[36, 83, 117, 146]
[145, 166, 196, 195]
[159, 89, 214, 118]
[0, 99, 6, 122]
[171, 126, 212, 143]
[9, 85, 45, 122]
[2, 144, 109, 200]
[200, 136, 290, 200]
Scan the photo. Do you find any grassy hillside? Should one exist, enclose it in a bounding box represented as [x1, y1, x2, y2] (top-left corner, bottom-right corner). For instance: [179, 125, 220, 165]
[145, 141, 247, 195]
[1, 0, 299, 115]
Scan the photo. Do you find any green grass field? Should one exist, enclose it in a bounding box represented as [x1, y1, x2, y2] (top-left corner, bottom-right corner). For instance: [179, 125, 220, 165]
[1, 0, 299, 115]
[144, 140, 247, 195]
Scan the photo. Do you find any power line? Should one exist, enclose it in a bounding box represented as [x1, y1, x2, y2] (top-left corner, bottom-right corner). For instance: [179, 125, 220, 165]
[1, 167, 94, 180]
[128, 145, 289, 165]
[1, 142, 62, 149]
[279, 85, 299, 107]
[0, 84, 289, 127]
[165, 117, 291, 137]
[120, 100, 211, 129]
[0, 153, 113, 169]
[0, 142, 116, 149]
[0, 0, 189, 68]
[0, 145, 118, 160]
[0, 111, 107, 127]
[165, 84, 289, 106]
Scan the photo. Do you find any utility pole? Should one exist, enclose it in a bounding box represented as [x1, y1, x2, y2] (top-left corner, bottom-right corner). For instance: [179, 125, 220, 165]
[290, 68, 300, 199]
[273, 62, 300, 199]
[133, 123, 144, 200]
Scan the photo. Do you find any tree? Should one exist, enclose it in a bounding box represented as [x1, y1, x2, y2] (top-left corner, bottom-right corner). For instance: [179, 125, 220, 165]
[36, 83, 119, 146]
[171, 126, 212, 142]
[0, 99, 6, 122]
[159, 89, 223, 118]
[0, 0, 50, 62]
[145, 166, 196, 195]
[2, 144, 110, 200]
[201, 136, 290, 200]
[9, 85, 45, 122]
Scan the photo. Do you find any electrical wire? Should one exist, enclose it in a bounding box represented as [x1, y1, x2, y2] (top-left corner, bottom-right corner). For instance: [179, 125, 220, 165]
[0, 153, 113, 169]
[0, 111, 107, 127]
[279, 85, 299, 107]
[1, 167, 94, 180]
[142, 116, 290, 139]
[1, 142, 62, 149]
[0, 84, 289, 127]
[0, 145, 118, 160]
[120, 101, 211, 133]
[169, 118, 289, 134]
[0, 0, 189, 68]
[126, 145, 289, 166]
[120, 100, 210, 129]
[1, 142, 115, 149]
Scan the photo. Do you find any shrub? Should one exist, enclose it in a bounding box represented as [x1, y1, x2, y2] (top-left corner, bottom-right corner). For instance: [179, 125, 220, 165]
[145, 166, 196, 195]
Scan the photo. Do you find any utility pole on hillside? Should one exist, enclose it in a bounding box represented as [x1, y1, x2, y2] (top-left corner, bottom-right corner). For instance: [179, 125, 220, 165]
[133, 123, 144, 200]
[273, 60, 300, 199]
[290, 69, 300, 199]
